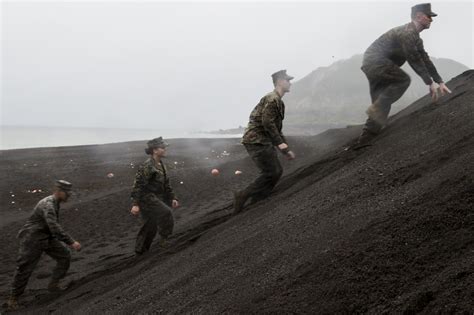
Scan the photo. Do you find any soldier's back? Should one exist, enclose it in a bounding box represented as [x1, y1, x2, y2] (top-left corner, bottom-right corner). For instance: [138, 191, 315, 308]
[18, 195, 55, 237]
[242, 91, 280, 145]
[252, 91, 280, 115]
[363, 22, 417, 67]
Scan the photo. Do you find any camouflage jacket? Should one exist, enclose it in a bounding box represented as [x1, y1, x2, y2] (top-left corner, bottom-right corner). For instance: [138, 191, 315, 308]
[242, 90, 287, 146]
[363, 22, 443, 85]
[18, 195, 75, 245]
[131, 158, 176, 206]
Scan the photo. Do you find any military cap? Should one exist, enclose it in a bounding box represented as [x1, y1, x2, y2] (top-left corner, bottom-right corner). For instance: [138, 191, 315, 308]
[145, 137, 169, 154]
[55, 180, 72, 192]
[147, 137, 168, 148]
[412, 3, 437, 17]
[271, 70, 294, 83]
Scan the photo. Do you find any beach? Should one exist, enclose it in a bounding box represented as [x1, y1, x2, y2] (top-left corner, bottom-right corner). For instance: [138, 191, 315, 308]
[0, 134, 343, 309]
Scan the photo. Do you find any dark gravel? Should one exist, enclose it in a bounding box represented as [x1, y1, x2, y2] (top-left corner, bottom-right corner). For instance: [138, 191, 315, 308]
[1, 70, 472, 314]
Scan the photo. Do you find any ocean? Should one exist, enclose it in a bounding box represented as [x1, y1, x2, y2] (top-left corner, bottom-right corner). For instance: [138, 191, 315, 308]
[0, 126, 241, 150]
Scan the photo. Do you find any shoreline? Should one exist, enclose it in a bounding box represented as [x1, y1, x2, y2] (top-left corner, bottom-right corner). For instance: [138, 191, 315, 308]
[0, 125, 244, 151]
[0, 135, 244, 152]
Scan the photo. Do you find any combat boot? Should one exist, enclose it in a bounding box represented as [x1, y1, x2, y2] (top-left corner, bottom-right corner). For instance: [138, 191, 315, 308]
[233, 190, 249, 214]
[6, 295, 19, 311]
[47, 280, 64, 292]
[365, 101, 387, 126]
[352, 129, 378, 150]
[158, 237, 168, 248]
[358, 129, 377, 143]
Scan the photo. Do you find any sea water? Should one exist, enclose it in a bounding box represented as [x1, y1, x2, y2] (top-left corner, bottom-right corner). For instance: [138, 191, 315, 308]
[0, 126, 241, 150]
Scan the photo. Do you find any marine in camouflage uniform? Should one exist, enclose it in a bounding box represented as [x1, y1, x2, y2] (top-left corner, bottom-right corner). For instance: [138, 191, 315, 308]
[7, 180, 79, 310]
[131, 137, 177, 255]
[358, 3, 448, 143]
[234, 70, 296, 214]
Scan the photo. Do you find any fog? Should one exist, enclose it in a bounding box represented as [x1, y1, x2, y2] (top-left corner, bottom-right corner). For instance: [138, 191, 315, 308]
[1, 1, 472, 132]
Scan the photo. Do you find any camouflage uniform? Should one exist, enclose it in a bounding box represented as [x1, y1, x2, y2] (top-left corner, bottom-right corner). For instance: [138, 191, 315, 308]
[362, 21, 443, 134]
[131, 157, 176, 254]
[240, 90, 286, 201]
[10, 195, 74, 297]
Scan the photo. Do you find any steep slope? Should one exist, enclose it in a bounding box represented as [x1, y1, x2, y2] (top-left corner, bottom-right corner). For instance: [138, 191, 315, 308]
[15, 70, 474, 314]
[283, 55, 468, 134]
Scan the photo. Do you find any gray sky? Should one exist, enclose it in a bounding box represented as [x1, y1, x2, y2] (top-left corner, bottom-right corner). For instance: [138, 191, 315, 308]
[1, 1, 472, 131]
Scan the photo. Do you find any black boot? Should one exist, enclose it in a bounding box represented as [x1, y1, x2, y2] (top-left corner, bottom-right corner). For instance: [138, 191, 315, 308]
[47, 280, 65, 292]
[158, 236, 169, 248]
[5, 295, 19, 311]
[353, 129, 378, 150]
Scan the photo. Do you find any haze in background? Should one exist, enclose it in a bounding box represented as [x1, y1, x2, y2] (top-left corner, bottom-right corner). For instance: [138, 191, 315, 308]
[1, 1, 473, 133]
[283, 54, 468, 135]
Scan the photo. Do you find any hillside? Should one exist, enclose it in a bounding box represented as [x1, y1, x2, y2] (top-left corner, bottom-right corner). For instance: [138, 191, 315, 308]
[1, 71, 473, 314]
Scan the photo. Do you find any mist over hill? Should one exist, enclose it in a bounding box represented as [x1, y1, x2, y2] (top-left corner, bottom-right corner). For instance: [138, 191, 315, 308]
[283, 54, 468, 134]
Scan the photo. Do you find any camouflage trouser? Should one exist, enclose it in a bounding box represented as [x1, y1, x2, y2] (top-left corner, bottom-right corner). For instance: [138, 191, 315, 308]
[11, 234, 71, 297]
[242, 144, 283, 202]
[135, 194, 174, 254]
[362, 63, 411, 134]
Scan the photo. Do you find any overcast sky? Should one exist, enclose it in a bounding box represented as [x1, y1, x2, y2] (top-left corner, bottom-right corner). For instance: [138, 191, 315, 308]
[1, 1, 472, 131]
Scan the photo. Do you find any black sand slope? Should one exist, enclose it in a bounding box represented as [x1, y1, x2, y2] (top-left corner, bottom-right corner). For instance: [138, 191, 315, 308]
[1, 70, 473, 314]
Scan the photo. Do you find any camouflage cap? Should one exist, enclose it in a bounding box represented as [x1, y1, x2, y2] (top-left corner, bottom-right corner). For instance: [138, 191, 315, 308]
[271, 70, 294, 83]
[412, 3, 437, 17]
[55, 180, 72, 192]
[147, 137, 169, 149]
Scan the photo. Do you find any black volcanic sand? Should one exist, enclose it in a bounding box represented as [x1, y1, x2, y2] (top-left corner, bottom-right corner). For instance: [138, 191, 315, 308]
[0, 132, 356, 311]
[1, 70, 473, 314]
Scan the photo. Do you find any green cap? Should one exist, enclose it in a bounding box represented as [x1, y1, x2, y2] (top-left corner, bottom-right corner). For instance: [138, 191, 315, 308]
[271, 70, 294, 83]
[55, 180, 72, 192]
[145, 137, 169, 154]
[147, 137, 169, 149]
[412, 3, 437, 17]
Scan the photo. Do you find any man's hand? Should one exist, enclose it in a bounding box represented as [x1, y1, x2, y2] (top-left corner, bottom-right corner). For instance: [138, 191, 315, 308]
[278, 143, 289, 151]
[172, 200, 179, 209]
[71, 241, 82, 251]
[438, 83, 452, 96]
[286, 150, 296, 160]
[131, 205, 140, 216]
[429, 83, 439, 101]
